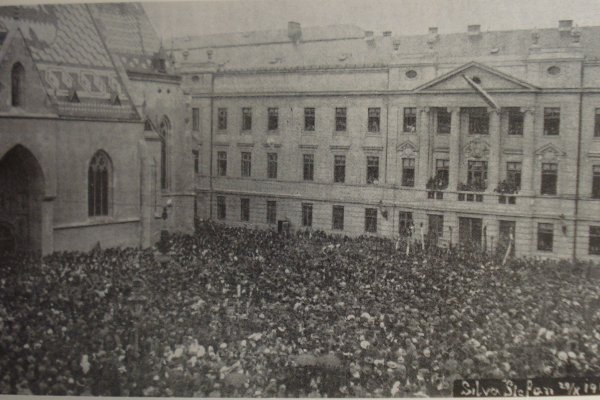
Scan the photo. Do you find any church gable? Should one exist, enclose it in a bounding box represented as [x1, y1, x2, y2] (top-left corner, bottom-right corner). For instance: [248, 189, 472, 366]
[414, 61, 539, 92]
[0, 28, 56, 115]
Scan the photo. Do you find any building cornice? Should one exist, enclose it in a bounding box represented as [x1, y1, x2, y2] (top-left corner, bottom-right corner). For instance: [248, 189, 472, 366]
[127, 70, 182, 83]
[190, 87, 600, 99]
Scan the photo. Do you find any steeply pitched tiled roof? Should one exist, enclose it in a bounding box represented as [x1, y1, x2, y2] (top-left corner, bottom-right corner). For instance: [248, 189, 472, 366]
[0, 5, 112, 68]
[89, 2, 162, 73]
[0, 4, 138, 120]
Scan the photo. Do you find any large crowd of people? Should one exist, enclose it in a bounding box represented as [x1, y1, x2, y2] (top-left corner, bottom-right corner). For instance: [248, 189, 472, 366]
[1, 221, 600, 397]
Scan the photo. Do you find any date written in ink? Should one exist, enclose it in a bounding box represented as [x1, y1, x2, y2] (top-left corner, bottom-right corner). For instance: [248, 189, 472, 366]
[454, 377, 600, 397]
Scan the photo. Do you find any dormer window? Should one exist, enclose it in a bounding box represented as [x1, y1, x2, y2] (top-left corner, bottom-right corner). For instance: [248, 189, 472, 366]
[11, 62, 25, 107]
[68, 89, 80, 103]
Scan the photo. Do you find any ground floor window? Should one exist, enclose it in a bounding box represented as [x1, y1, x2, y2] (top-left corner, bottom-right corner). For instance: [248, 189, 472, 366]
[266, 201, 276, 225]
[498, 220, 516, 256]
[590, 226, 600, 255]
[332, 205, 344, 230]
[217, 196, 226, 220]
[240, 198, 250, 222]
[428, 214, 444, 243]
[537, 223, 554, 252]
[302, 203, 313, 227]
[365, 208, 377, 233]
[399, 211, 413, 236]
[459, 217, 482, 248]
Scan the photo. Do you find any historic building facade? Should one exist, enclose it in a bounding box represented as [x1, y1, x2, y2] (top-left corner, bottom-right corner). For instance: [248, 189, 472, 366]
[0, 3, 194, 255]
[174, 20, 600, 260]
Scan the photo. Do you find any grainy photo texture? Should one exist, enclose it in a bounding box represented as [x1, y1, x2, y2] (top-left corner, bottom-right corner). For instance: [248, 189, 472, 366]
[2, 0, 600, 397]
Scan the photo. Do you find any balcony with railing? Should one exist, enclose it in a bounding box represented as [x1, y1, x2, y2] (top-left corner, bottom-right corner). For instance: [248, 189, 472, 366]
[494, 180, 520, 205]
[457, 179, 486, 202]
[426, 176, 448, 200]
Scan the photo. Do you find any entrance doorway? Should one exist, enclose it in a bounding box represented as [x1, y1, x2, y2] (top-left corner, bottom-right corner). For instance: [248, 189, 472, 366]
[459, 217, 483, 248]
[0, 145, 44, 253]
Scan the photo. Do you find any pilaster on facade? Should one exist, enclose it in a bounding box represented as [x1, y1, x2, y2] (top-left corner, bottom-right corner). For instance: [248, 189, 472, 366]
[521, 107, 536, 195]
[417, 107, 431, 188]
[448, 107, 462, 191]
[488, 108, 501, 189]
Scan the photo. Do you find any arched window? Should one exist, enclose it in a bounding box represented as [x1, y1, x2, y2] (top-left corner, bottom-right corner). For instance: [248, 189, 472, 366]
[158, 116, 170, 190]
[88, 151, 111, 217]
[11, 62, 25, 107]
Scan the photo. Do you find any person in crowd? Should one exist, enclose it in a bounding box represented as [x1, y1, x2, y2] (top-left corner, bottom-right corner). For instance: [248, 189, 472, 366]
[1, 220, 599, 397]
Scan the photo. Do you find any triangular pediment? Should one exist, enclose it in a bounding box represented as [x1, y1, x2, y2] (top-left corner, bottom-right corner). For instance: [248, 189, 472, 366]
[414, 61, 539, 93]
[396, 140, 418, 156]
[535, 143, 566, 161]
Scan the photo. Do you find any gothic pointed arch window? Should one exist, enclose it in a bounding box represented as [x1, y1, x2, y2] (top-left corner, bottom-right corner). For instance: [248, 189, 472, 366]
[158, 116, 170, 190]
[88, 151, 112, 217]
[11, 62, 25, 107]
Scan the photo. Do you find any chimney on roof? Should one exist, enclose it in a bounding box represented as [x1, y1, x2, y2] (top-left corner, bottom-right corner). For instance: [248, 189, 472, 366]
[468, 24, 481, 37]
[559, 19, 573, 37]
[392, 38, 401, 51]
[207, 49, 213, 61]
[288, 21, 302, 43]
[364, 30, 375, 46]
[383, 31, 392, 37]
[427, 27, 440, 48]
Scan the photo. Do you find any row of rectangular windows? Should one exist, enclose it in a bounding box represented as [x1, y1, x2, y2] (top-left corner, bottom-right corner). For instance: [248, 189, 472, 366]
[206, 150, 600, 197]
[215, 195, 600, 255]
[215, 196, 377, 232]
[191, 106, 600, 137]
[205, 107, 382, 133]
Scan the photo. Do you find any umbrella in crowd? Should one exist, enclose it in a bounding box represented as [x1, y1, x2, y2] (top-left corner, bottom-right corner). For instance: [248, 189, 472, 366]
[1, 220, 600, 397]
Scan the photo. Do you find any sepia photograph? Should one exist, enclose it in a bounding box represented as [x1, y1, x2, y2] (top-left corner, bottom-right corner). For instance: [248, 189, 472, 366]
[2, 0, 600, 397]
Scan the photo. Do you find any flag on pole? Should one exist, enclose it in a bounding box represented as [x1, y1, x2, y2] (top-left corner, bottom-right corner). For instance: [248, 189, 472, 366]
[462, 74, 500, 110]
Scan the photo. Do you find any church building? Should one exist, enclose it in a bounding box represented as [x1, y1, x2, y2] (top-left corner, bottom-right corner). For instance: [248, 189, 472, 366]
[0, 3, 194, 255]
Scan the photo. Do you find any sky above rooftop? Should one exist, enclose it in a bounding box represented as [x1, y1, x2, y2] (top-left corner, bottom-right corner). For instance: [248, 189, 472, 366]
[142, 0, 600, 41]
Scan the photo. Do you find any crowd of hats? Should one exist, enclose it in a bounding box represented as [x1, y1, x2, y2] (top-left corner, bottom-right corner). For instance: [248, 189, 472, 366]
[1, 221, 600, 397]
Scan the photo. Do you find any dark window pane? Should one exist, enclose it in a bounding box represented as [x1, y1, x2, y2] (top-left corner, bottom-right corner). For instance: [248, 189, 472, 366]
[403, 107, 417, 133]
[332, 205, 344, 230]
[267, 201, 277, 224]
[589, 226, 600, 255]
[541, 163, 558, 195]
[268, 108, 278, 130]
[544, 107, 560, 136]
[507, 108, 523, 135]
[366, 156, 379, 184]
[335, 108, 347, 131]
[218, 108, 228, 130]
[242, 108, 252, 130]
[437, 108, 451, 134]
[334, 155, 346, 183]
[399, 211, 413, 236]
[304, 108, 315, 131]
[537, 223, 554, 251]
[467, 107, 489, 135]
[303, 154, 314, 181]
[365, 208, 377, 233]
[402, 158, 415, 187]
[368, 107, 380, 132]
